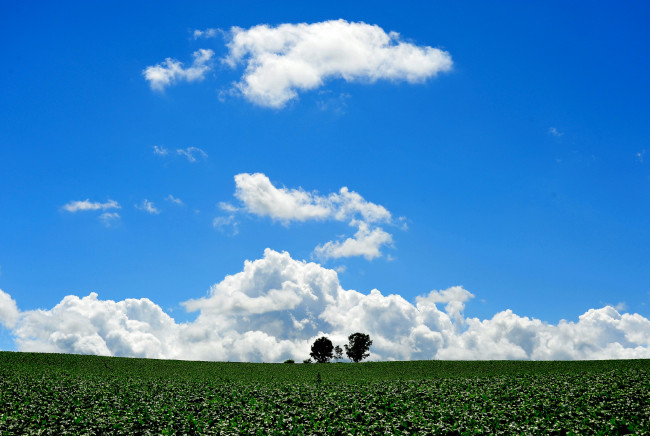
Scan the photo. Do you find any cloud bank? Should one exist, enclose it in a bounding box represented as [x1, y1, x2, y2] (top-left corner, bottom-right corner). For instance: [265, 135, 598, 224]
[7, 250, 650, 362]
[145, 20, 452, 107]
[219, 173, 396, 260]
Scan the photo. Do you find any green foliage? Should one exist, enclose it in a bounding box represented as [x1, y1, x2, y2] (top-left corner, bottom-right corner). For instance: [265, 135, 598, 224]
[310, 336, 334, 363]
[1, 352, 649, 434]
[283, 359, 295, 364]
[344, 332, 373, 362]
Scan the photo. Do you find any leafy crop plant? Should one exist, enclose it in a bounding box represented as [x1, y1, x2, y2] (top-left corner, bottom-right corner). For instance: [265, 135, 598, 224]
[1, 352, 649, 434]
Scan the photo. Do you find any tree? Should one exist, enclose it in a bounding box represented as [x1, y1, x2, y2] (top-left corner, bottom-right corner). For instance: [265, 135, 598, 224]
[333, 345, 343, 361]
[344, 333, 372, 362]
[310, 336, 334, 363]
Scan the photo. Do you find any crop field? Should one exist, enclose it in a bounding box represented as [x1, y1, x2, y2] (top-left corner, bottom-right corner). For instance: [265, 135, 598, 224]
[0, 352, 649, 434]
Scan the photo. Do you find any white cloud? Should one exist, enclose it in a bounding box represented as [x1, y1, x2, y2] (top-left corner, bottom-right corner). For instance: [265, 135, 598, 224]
[99, 212, 120, 227]
[166, 195, 183, 205]
[327, 186, 391, 224]
[231, 173, 395, 260]
[176, 147, 208, 162]
[218, 202, 238, 213]
[224, 19, 452, 107]
[193, 28, 219, 39]
[615, 301, 628, 312]
[148, 20, 452, 107]
[153, 145, 169, 156]
[234, 173, 331, 223]
[213, 214, 239, 236]
[549, 127, 564, 137]
[314, 221, 392, 261]
[316, 91, 350, 114]
[154, 145, 207, 163]
[436, 306, 650, 360]
[214, 204, 240, 235]
[234, 173, 391, 224]
[14, 292, 179, 358]
[7, 249, 650, 362]
[0, 289, 19, 329]
[143, 49, 214, 91]
[416, 286, 474, 326]
[636, 150, 645, 163]
[63, 199, 121, 213]
[135, 199, 160, 215]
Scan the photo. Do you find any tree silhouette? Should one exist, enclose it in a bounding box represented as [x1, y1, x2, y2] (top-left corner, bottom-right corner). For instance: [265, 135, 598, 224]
[310, 336, 334, 363]
[333, 345, 343, 361]
[344, 333, 372, 362]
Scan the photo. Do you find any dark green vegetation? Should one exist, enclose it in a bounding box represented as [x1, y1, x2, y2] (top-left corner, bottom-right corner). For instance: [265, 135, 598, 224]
[1, 352, 649, 434]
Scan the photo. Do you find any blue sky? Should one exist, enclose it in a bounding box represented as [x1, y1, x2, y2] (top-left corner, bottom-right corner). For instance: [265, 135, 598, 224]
[0, 1, 649, 360]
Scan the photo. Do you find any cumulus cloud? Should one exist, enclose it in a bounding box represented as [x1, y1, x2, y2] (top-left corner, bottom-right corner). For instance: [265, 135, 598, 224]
[436, 307, 650, 360]
[146, 20, 452, 107]
[0, 289, 19, 329]
[14, 293, 179, 358]
[7, 250, 650, 362]
[176, 147, 208, 162]
[416, 286, 474, 326]
[135, 199, 160, 215]
[314, 221, 393, 260]
[233, 173, 331, 222]
[226, 173, 395, 260]
[63, 199, 121, 213]
[234, 173, 391, 225]
[224, 19, 453, 107]
[143, 49, 214, 91]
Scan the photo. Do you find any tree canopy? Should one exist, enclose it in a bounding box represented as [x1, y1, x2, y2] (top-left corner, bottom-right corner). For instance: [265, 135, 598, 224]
[344, 333, 372, 363]
[310, 336, 334, 363]
[333, 345, 343, 361]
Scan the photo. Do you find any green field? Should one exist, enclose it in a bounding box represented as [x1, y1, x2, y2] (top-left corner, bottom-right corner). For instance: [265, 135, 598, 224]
[1, 352, 648, 434]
